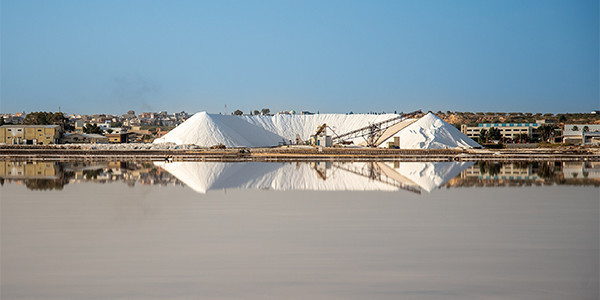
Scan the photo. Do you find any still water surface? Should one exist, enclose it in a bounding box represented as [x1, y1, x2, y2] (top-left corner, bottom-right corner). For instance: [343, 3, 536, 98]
[1, 160, 598, 299]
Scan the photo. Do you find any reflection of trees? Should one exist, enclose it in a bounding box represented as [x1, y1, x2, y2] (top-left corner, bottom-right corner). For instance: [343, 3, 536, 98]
[535, 162, 555, 179]
[478, 161, 502, 176]
[83, 169, 103, 180]
[452, 161, 598, 188]
[25, 178, 67, 190]
[3, 161, 183, 191]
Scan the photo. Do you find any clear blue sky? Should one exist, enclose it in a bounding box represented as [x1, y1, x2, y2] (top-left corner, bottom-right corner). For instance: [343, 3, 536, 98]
[1, 0, 598, 115]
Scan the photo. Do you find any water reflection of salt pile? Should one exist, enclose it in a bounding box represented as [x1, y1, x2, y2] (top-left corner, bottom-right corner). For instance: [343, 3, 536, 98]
[154, 161, 473, 194]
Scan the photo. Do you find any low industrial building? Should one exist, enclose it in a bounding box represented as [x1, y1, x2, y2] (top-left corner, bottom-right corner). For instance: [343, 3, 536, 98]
[105, 132, 129, 143]
[562, 124, 600, 145]
[60, 133, 108, 144]
[310, 124, 332, 147]
[0, 125, 62, 145]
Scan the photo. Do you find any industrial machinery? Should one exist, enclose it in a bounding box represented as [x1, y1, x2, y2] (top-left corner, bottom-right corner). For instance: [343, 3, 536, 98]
[332, 110, 422, 147]
[310, 123, 332, 147]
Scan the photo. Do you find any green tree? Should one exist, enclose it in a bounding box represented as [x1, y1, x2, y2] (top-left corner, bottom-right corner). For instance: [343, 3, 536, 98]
[478, 129, 488, 144]
[538, 124, 556, 142]
[583, 126, 589, 132]
[488, 127, 502, 141]
[23, 112, 74, 131]
[517, 133, 529, 143]
[253, 110, 260, 115]
[571, 125, 578, 131]
[233, 109, 243, 116]
[83, 123, 103, 134]
[261, 108, 271, 115]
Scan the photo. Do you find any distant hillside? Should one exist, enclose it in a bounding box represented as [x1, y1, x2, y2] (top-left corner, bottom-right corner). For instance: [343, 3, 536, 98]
[425, 111, 600, 127]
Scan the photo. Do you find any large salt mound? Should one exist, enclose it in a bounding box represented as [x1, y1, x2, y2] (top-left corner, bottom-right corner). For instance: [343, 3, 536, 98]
[239, 113, 399, 144]
[381, 113, 481, 149]
[155, 111, 480, 149]
[155, 112, 400, 147]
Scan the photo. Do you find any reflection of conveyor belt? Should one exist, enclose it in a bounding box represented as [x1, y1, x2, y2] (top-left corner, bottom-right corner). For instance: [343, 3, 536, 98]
[333, 162, 421, 194]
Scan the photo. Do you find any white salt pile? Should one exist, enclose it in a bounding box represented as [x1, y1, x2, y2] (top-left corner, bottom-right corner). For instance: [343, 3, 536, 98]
[154, 112, 285, 147]
[379, 113, 481, 149]
[239, 113, 399, 145]
[154, 111, 481, 149]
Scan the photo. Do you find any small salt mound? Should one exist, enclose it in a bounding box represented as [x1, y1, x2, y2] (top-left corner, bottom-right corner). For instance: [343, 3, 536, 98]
[384, 113, 480, 149]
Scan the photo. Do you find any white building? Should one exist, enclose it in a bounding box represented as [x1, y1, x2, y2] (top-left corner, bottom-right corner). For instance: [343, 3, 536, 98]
[562, 124, 600, 145]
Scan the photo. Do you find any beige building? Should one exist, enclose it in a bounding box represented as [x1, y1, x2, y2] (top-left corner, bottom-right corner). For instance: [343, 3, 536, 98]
[0, 125, 62, 145]
[105, 132, 129, 143]
[460, 121, 551, 141]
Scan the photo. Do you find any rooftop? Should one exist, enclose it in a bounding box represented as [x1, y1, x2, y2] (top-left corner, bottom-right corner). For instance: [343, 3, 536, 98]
[63, 133, 106, 138]
[1, 124, 60, 128]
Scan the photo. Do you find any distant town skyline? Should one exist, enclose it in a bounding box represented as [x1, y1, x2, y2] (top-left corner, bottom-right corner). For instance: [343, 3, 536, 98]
[1, 0, 598, 115]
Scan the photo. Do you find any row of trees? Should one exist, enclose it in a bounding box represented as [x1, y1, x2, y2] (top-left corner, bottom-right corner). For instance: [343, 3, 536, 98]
[82, 123, 103, 134]
[22, 112, 74, 131]
[571, 125, 590, 132]
[478, 124, 558, 144]
[232, 108, 271, 116]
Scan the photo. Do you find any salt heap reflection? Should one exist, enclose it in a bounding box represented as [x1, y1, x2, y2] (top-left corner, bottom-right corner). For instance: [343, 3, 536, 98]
[154, 161, 474, 194]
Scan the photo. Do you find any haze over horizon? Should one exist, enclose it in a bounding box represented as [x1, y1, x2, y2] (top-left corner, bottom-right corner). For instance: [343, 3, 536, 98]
[1, 0, 598, 115]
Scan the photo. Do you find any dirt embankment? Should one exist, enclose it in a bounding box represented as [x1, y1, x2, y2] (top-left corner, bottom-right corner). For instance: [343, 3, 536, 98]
[1, 144, 598, 162]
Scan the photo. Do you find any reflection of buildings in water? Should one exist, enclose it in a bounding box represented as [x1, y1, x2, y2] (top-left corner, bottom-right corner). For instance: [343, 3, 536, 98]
[154, 161, 474, 194]
[64, 162, 182, 187]
[0, 161, 59, 179]
[0, 161, 183, 190]
[462, 163, 538, 181]
[452, 161, 600, 188]
[562, 161, 600, 179]
[0, 161, 68, 191]
[6, 160, 596, 192]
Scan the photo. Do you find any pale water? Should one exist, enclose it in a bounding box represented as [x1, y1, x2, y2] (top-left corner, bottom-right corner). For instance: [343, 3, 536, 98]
[1, 161, 598, 299]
